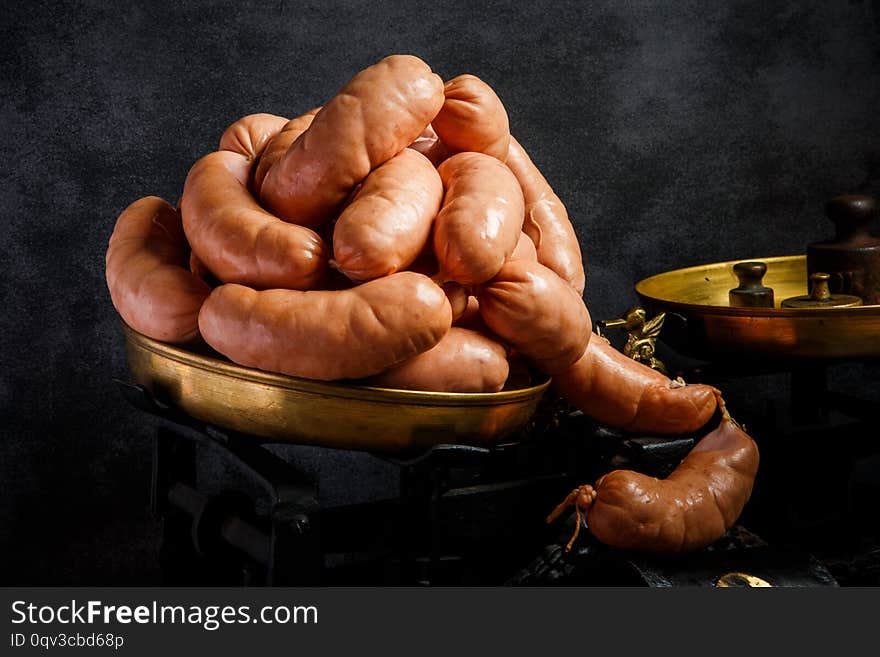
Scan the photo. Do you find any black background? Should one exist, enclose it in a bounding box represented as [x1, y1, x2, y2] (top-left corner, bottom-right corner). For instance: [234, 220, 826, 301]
[2, 1, 878, 584]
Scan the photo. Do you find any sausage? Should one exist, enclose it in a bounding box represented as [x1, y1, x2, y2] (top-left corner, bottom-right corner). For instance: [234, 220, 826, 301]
[551, 336, 718, 434]
[434, 152, 525, 285]
[407, 123, 449, 166]
[431, 74, 510, 161]
[253, 109, 320, 194]
[260, 55, 444, 229]
[218, 112, 289, 162]
[332, 148, 443, 281]
[476, 259, 591, 375]
[505, 136, 586, 295]
[106, 196, 211, 343]
[189, 252, 220, 287]
[547, 393, 759, 554]
[366, 327, 509, 393]
[198, 271, 452, 381]
[181, 150, 327, 290]
[442, 282, 469, 322]
[510, 232, 538, 262]
[453, 296, 485, 331]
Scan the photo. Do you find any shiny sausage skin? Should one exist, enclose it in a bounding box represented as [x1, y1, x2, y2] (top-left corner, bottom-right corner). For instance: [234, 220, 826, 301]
[332, 149, 442, 282]
[106, 196, 211, 343]
[453, 296, 485, 331]
[407, 123, 449, 166]
[476, 259, 591, 375]
[548, 393, 759, 554]
[218, 112, 289, 162]
[260, 55, 444, 229]
[510, 232, 538, 262]
[189, 252, 220, 288]
[253, 109, 319, 194]
[367, 327, 509, 393]
[552, 336, 718, 434]
[434, 152, 525, 285]
[431, 74, 510, 160]
[181, 150, 327, 290]
[506, 136, 585, 295]
[442, 282, 469, 322]
[198, 272, 452, 381]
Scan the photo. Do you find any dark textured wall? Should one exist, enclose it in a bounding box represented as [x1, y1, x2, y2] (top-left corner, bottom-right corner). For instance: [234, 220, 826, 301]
[2, 1, 878, 583]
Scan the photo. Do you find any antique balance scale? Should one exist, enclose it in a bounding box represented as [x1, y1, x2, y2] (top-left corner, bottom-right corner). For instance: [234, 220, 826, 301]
[576, 194, 880, 586]
[118, 195, 880, 586]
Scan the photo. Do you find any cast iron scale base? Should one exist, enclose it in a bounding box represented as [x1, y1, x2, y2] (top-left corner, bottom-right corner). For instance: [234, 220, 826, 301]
[116, 372, 859, 587]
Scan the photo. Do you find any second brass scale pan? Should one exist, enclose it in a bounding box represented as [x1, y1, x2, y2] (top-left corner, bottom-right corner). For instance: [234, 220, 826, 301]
[635, 255, 880, 361]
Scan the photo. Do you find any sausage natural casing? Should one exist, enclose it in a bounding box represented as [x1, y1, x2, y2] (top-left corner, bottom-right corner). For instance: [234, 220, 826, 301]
[260, 55, 444, 228]
[510, 232, 538, 262]
[453, 296, 485, 331]
[106, 196, 211, 343]
[253, 109, 320, 194]
[551, 336, 718, 434]
[181, 150, 327, 290]
[434, 152, 525, 285]
[218, 112, 289, 162]
[548, 393, 759, 554]
[407, 123, 449, 166]
[506, 136, 585, 295]
[476, 259, 591, 375]
[431, 74, 510, 161]
[367, 327, 509, 393]
[198, 272, 452, 381]
[332, 149, 442, 281]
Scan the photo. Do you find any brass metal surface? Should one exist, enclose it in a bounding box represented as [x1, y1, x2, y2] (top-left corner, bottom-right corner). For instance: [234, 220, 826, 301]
[715, 572, 773, 587]
[780, 272, 862, 309]
[634, 255, 880, 361]
[597, 307, 669, 375]
[122, 323, 550, 454]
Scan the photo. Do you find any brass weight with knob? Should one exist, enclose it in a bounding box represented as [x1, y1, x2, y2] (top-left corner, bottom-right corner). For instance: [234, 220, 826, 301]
[807, 194, 880, 305]
[781, 272, 862, 309]
[729, 261, 775, 308]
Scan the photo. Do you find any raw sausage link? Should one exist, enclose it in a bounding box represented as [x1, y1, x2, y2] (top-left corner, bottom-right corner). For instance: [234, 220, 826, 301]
[434, 152, 525, 285]
[442, 282, 469, 322]
[476, 259, 591, 375]
[260, 55, 444, 229]
[431, 74, 510, 161]
[253, 109, 320, 195]
[510, 232, 538, 262]
[332, 148, 443, 281]
[218, 112, 289, 162]
[181, 150, 327, 290]
[506, 136, 586, 295]
[453, 296, 485, 331]
[551, 335, 718, 434]
[367, 327, 509, 393]
[407, 123, 449, 166]
[547, 393, 759, 554]
[198, 271, 452, 381]
[106, 196, 211, 343]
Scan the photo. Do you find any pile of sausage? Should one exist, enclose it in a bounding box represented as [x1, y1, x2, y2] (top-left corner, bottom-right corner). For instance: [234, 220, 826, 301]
[105, 54, 759, 554]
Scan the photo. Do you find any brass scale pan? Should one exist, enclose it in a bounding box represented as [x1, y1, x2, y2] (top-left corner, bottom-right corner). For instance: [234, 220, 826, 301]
[635, 255, 880, 361]
[123, 323, 550, 453]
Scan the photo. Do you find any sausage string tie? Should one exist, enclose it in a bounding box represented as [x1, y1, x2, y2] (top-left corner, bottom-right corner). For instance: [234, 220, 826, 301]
[546, 484, 597, 552]
[546, 390, 740, 553]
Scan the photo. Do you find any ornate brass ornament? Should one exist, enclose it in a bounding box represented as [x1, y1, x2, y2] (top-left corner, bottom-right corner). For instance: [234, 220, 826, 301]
[597, 307, 668, 375]
[715, 572, 773, 587]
